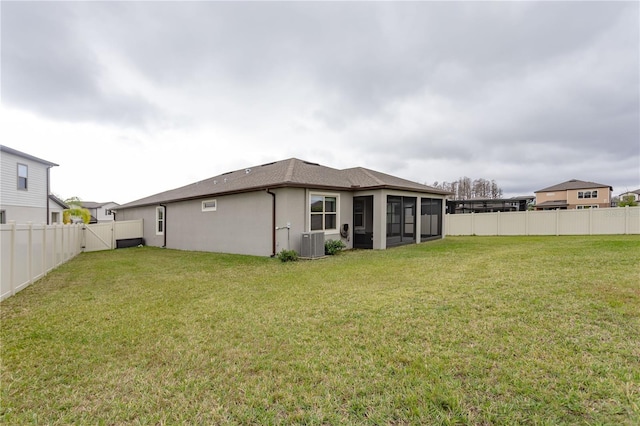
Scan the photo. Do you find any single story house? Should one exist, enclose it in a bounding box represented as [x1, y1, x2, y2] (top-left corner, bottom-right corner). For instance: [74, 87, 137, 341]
[115, 158, 449, 256]
[446, 196, 534, 214]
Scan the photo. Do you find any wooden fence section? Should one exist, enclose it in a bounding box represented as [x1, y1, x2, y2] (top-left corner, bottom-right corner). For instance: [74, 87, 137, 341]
[445, 206, 640, 236]
[0, 223, 83, 301]
[0, 219, 143, 301]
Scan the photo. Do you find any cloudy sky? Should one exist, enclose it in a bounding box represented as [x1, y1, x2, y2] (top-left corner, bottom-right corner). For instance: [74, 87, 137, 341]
[2, 1, 638, 204]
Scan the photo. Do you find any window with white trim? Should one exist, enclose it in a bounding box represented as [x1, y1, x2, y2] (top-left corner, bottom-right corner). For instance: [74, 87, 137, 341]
[577, 205, 599, 209]
[156, 206, 165, 235]
[17, 164, 28, 190]
[310, 194, 338, 231]
[202, 199, 217, 211]
[578, 191, 598, 199]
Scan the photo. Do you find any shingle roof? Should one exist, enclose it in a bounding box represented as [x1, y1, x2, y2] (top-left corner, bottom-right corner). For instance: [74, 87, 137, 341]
[81, 201, 119, 209]
[119, 158, 449, 209]
[0, 145, 58, 167]
[535, 179, 612, 193]
[535, 200, 569, 208]
[48, 194, 69, 209]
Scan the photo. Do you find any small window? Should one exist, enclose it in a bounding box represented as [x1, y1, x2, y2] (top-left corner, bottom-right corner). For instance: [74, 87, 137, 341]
[105, 209, 112, 216]
[156, 206, 165, 235]
[17, 164, 28, 190]
[0, 210, 5, 224]
[577, 192, 584, 199]
[584, 191, 591, 199]
[309, 194, 338, 231]
[592, 190, 598, 198]
[202, 199, 217, 211]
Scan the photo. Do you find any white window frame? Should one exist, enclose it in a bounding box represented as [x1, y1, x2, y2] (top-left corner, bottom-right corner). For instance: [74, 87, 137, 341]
[17, 163, 28, 190]
[309, 192, 339, 232]
[202, 199, 217, 212]
[156, 206, 165, 235]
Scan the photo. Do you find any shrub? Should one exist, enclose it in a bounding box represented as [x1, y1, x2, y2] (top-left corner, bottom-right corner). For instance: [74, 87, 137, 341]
[277, 249, 298, 262]
[325, 239, 346, 255]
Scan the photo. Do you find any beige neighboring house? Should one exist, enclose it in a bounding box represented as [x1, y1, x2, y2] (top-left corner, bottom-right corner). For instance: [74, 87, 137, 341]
[534, 179, 613, 210]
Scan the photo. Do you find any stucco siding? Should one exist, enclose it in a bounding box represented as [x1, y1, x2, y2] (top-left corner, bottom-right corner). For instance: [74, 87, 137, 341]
[117, 206, 164, 247]
[165, 192, 272, 256]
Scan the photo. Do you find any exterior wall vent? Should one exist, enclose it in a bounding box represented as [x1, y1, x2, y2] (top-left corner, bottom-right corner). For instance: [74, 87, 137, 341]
[300, 232, 325, 258]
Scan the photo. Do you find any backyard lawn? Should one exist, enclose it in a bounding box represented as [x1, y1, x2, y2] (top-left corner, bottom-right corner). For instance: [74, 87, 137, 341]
[1, 236, 639, 424]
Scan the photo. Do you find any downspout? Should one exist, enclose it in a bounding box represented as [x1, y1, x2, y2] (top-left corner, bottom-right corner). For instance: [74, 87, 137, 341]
[266, 189, 276, 257]
[46, 167, 51, 225]
[160, 204, 167, 248]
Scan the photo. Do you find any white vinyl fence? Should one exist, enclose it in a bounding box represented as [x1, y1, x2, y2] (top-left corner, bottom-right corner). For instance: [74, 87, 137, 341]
[445, 206, 640, 236]
[83, 220, 144, 252]
[1, 219, 143, 301]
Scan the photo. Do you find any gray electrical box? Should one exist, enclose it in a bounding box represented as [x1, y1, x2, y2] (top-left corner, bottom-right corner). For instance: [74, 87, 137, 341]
[300, 232, 325, 258]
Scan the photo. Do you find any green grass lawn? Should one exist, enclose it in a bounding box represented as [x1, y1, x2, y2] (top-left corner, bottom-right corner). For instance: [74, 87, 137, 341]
[1, 236, 639, 425]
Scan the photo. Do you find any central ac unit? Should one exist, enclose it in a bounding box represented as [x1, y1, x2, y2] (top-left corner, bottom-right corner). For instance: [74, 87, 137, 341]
[300, 232, 325, 258]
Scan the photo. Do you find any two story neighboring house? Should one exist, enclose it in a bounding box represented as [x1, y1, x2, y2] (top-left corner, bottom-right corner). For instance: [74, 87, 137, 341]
[534, 179, 613, 210]
[618, 189, 640, 202]
[0, 145, 59, 224]
[81, 201, 119, 223]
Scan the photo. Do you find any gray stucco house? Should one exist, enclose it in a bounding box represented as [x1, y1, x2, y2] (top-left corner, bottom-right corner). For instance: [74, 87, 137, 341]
[115, 158, 449, 256]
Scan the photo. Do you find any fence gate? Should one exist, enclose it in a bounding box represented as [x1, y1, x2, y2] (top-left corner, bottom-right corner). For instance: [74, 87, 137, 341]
[83, 223, 114, 251]
[83, 220, 144, 252]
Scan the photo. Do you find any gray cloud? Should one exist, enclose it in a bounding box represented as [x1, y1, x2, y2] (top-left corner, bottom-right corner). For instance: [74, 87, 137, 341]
[2, 1, 638, 197]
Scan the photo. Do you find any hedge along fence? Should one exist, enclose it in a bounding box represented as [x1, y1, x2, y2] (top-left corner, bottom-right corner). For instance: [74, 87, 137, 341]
[445, 206, 640, 236]
[0, 220, 144, 301]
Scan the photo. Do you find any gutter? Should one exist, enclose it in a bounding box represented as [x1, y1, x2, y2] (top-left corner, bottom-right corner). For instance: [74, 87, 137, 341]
[266, 189, 276, 257]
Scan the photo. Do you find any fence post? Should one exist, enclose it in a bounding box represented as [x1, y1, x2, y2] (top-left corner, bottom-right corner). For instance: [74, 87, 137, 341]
[42, 222, 47, 276]
[9, 221, 16, 296]
[496, 211, 501, 236]
[525, 210, 529, 236]
[589, 207, 593, 235]
[28, 222, 33, 285]
[471, 212, 475, 235]
[625, 206, 629, 235]
[555, 209, 560, 236]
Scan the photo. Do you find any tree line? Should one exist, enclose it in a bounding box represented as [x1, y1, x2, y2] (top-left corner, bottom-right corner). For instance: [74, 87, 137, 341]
[430, 177, 504, 200]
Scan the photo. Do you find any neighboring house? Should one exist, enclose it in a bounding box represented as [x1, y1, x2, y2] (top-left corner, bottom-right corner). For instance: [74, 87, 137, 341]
[48, 194, 69, 224]
[116, 158, 450, 257]
[446, 196, 534, 214]
[0, 145, 59, 225]
[617, 189, 640, 202]
[534, 179, 613, 210]
[81, 201, 120, 223]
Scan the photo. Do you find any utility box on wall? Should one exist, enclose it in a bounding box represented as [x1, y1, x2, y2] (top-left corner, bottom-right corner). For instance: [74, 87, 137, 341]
[300, 232, 325, 258]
